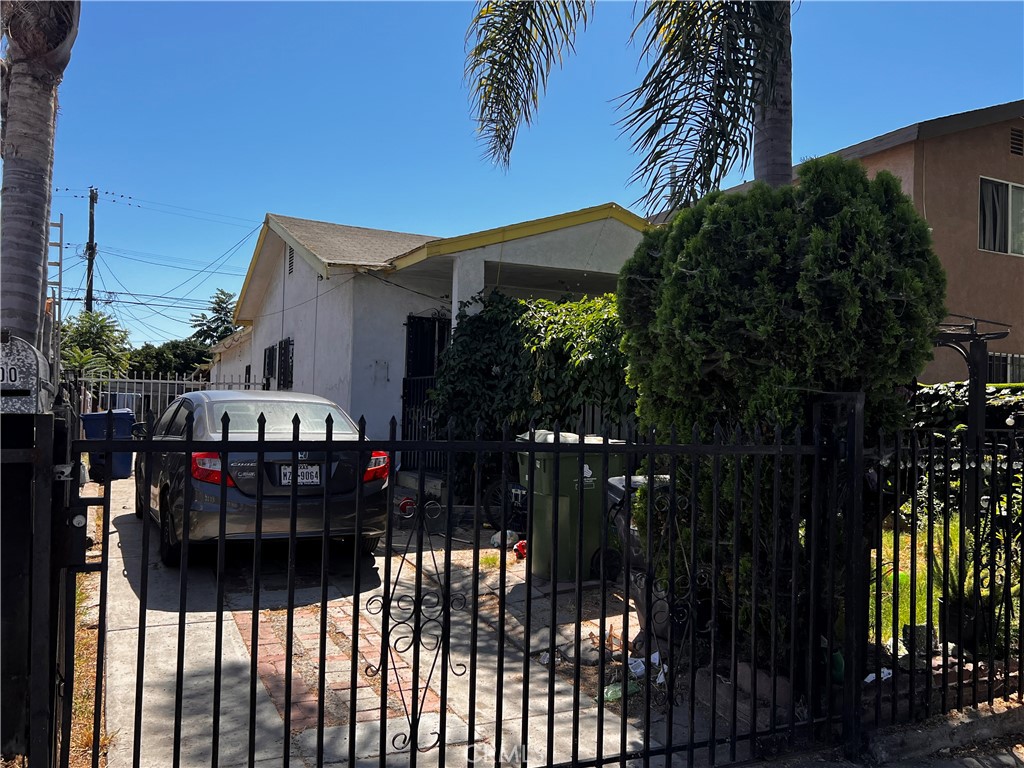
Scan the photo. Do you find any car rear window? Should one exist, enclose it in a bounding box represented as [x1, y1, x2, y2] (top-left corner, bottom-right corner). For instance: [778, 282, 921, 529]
[202, 401, 359, 436]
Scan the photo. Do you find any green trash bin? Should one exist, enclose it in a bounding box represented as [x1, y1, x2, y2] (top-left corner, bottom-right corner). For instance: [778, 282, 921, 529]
[517, 431, 626, 582]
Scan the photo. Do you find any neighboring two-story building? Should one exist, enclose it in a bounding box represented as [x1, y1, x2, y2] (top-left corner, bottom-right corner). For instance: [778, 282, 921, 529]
[739, 100, 1023, 383]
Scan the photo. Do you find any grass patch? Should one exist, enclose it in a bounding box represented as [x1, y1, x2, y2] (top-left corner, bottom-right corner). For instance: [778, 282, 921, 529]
[871, 509, 1021, 653]
[479, 552, 501, 569]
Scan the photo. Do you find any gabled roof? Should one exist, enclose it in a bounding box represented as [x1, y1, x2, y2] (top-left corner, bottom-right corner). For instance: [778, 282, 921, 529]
[267, 213, 438, 268]
[236, 203, 648, 323]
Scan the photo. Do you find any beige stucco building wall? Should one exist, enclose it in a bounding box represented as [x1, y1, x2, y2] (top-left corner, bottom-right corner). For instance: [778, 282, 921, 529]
[855, 118, 1024, 383]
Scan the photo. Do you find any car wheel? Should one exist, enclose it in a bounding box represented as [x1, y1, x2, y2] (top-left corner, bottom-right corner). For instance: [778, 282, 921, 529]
[159, 501, 181, 567]
[359, 535, 381, 556]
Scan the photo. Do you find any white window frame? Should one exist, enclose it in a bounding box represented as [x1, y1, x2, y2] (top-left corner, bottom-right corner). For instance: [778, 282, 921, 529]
[979, 175, 1024, 257]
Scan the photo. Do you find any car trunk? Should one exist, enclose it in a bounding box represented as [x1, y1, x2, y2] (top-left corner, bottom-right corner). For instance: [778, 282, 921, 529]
[222, 440, 364, 497]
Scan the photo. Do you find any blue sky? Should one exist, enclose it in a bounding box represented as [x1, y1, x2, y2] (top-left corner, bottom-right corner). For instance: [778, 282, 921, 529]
[49, 1, 1024, 346]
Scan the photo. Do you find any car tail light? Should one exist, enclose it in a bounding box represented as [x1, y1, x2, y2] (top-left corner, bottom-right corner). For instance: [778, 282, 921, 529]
[191, 452, 236, 487]
[363, 451, 389, 483]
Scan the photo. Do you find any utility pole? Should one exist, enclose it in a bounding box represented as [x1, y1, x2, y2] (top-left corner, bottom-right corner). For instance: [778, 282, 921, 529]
[84, 186, 98, 312]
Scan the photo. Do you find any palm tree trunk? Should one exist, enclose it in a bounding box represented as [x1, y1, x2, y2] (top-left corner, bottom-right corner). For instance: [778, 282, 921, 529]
[753, 1, 792, 188]
[1, 59, 60, 348]
[1, 1, 80, 349]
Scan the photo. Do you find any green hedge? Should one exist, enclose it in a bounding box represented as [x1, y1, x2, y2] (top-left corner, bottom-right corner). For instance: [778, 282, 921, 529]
[618, 155, 947, 436]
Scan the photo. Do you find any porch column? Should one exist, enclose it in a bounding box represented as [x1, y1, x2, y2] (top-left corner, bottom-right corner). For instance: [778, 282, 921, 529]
[450, 252, 485, 330]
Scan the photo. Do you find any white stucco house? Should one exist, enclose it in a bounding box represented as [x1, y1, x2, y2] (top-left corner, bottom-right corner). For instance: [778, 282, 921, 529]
[210, 203, 648, 438]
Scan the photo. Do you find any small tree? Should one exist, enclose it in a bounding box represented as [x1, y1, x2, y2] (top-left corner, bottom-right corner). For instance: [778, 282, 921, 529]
[130, 339, 210, 377]
[616, 155, 947, 676]
[189, 288, 240, 346]
[61, 310, 131, 375]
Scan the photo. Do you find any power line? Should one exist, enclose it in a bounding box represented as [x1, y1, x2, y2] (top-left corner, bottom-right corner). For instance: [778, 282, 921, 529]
[63, 287, 210, 308]
[54, 187, 261, 227]
[156, 224, 260, 300]
[98, 247, 247, 277]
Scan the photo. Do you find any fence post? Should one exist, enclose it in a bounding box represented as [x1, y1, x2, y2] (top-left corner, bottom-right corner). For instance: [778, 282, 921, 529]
[843, 393, 867, 758]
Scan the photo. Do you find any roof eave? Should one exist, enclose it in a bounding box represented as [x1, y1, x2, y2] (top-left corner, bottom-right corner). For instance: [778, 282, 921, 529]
[389, 202, 648, 273]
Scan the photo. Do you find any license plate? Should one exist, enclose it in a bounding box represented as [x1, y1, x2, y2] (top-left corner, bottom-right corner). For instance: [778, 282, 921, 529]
[281, 463, 320, 486]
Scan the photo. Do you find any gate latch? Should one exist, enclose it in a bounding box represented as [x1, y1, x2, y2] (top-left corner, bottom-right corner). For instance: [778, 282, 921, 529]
[54, 463, 74, 481]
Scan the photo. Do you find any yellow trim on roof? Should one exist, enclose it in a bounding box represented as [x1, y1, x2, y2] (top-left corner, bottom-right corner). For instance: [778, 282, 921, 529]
[234, 219, 270, 326]
[390, 203, 648, 272]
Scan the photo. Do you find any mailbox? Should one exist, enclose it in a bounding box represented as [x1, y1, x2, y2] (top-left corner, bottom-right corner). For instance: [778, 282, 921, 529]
[0, 331, 54, 414]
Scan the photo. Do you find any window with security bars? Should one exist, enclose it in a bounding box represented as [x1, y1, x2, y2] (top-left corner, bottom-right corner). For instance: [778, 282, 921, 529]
[277, 338, 294, 390]
[988, 352, 1024, 384]
[979, 177, 1024, 255]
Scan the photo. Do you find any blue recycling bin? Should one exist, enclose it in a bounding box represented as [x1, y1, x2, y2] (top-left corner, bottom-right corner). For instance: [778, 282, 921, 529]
[82, 409, 136, 481]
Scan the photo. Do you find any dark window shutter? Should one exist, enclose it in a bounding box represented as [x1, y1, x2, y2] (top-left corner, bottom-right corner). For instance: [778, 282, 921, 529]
[244, 364, 251, 384]
[263, 345, 277, 378]
[287, 246, 295, 275]
[277, 338, 294, 390]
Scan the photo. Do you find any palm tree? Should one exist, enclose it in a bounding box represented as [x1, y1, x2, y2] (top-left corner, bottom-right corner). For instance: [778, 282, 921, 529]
[465, 0, 791, 212]
[1, 1, 80, 349]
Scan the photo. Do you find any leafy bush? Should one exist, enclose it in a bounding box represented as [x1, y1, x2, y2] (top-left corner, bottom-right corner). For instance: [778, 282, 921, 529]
[431, 291, 634, 438]
[915, 381, 1024, 431]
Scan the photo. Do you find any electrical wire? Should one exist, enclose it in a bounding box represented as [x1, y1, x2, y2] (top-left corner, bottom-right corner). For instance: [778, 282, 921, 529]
[155, 224, 260, 300]
[54, 187, 260, 226]
[94, 261, 182, 342]
[98, 246, 247, 276]
[363, 271, 452, 305]
[248, 274, 356, 319]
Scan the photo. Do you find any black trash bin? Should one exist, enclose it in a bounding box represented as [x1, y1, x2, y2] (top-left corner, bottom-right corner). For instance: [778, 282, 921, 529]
[82, 409, 136, 481]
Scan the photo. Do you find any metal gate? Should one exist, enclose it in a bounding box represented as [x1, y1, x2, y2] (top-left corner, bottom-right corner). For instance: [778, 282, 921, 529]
[17, 395, 1024, 767]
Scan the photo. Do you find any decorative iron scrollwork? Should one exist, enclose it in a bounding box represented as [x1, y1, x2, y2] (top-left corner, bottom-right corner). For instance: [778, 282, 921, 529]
[365, 495, 469, 753]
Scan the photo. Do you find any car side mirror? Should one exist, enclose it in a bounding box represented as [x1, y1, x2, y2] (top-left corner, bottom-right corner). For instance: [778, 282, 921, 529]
[131, 422, 148, 438]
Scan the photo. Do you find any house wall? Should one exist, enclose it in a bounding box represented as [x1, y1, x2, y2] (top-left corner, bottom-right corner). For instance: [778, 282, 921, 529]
[915, 118, 1024, 382]
[349, 272, 450, 438]
[247, 236, 356, 412]
[450, 218, 645, 313]
[211, 334, 252, 382]
[856, 142, 916, 202]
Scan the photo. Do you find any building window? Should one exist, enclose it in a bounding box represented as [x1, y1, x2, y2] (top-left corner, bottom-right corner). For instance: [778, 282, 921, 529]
[277, 338, 294, 390]
[979, 177, 1024, 255]
[989, 352, 1024, 384]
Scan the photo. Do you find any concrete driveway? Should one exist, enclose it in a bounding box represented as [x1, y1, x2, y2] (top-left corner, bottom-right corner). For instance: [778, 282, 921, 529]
[98, 477, 654, 768]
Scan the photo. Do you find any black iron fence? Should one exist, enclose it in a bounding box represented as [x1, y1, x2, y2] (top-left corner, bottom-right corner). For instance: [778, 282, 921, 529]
[39, 402, 1024, 768]
[865, 428, 1023, 725]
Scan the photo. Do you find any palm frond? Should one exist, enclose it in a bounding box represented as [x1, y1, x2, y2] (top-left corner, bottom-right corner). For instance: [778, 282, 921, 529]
[466, 0, 592, 167]
[621, 0, 789, 213]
